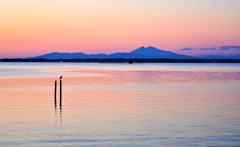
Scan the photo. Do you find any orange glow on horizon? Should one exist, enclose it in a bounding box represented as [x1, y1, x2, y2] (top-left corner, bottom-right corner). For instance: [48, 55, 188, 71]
[0, 0, 239, 57]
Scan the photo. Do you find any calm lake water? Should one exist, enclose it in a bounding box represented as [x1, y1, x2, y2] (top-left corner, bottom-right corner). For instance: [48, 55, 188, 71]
[0, 63, 240, 147]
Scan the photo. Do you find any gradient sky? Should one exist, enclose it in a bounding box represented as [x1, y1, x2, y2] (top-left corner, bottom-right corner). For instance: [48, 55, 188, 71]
[0, 0, 239, 58]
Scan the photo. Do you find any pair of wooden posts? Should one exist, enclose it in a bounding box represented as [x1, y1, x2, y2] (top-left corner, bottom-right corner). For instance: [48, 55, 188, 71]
[54, 76, 62, 106]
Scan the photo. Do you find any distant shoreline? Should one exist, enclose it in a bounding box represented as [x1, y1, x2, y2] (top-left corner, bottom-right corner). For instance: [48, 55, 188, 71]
[0, 58, 240, 63]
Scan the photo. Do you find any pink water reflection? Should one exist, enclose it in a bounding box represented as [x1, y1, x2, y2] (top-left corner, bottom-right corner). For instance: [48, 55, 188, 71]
[0, 63, 240, 146]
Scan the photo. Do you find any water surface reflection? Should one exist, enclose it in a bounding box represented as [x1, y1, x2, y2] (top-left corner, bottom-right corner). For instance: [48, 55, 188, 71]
[0, 63, 240, 146]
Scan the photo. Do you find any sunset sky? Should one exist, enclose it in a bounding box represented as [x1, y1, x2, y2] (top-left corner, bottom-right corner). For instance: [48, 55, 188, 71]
[0, 0, 239, 58]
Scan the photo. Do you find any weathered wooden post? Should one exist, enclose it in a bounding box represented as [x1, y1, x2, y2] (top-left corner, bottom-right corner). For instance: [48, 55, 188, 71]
[54, 80, 57, 106]
[60, 76, 62, 106]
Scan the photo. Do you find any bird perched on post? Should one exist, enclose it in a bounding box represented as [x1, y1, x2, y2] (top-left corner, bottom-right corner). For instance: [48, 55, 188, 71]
[60, 76, 62, 80]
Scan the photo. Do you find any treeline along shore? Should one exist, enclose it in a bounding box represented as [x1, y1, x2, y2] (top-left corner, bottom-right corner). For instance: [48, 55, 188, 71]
[0, 58, 240, 63]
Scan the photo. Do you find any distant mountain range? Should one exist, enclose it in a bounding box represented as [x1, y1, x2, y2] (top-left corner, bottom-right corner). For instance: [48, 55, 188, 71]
[30, 46, 240, 59]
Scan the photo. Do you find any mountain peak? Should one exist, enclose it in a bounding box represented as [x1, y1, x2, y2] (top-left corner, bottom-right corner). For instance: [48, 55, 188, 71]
[129, 46, 192, 59]
[131, 46, 172, 56]
[136, 46, 156, 50]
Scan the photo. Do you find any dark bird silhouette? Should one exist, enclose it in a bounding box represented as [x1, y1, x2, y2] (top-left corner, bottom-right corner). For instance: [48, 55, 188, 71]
[60, 76, 62, 80]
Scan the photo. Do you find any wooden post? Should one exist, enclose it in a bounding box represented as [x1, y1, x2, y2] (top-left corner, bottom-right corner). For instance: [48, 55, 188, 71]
[60, 79, 62, 106]
[54, 80, 57, 106]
